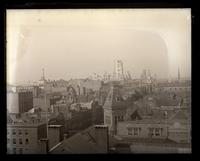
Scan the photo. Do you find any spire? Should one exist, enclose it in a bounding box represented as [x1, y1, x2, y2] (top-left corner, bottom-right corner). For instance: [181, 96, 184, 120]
[42, 68, 45, 79]
[39, 68, 46, 82]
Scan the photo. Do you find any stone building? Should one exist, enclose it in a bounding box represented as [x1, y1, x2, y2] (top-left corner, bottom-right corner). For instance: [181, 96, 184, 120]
[7, 121, 48, 154]
[116, 110, 191, 144]
[103, 83, 128, 135]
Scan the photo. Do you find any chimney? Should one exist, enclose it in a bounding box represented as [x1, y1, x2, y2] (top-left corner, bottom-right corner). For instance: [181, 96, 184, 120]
[39, 138, 49, 154]
[94, 125, 109, 153]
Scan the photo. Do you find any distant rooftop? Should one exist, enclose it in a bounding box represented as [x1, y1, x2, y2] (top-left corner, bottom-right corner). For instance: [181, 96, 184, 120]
[157, 81, 191, 87]
[7, 113, 47, 127]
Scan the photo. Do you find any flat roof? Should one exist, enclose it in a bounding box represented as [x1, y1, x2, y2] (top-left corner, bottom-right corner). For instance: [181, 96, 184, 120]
[118, 118, 189, 125]
[7, 122, 46, 128]
[49, 125, 63, 128]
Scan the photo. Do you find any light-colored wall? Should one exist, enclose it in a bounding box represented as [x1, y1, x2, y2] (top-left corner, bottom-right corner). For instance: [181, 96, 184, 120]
[33, 97, 50, 111]
[7, 124, 48, 154]
[104, 108, 127, 134]
[104, 109, 113, 131]
[7, 93, 19, 113]
[117, 122, 168, 139]
[7, 126, 39, 154]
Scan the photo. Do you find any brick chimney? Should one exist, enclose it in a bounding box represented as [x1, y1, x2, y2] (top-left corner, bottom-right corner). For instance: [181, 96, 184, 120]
[94, 125, 109, 153]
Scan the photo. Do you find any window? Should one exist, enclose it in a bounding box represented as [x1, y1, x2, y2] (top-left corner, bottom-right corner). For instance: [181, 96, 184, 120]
[161, 128, 163, 135]
[25, 138, 29, 145]
[133, 128, 140, 136]
[155, 128, 160, 136]
[7, 138, 10, 144]
[149, 128, 154, 136]
[25, 130, 28, 135]
[12, 129, 16, 135]
[13, 138, 16, 144]
[116, 97, 121, 102]
[128, 128, 132, 135]
[19, 130, 22, 135]
[19, 138, 23, 144]
[118, 116, 123, 121]
[118, 116, 120, 121]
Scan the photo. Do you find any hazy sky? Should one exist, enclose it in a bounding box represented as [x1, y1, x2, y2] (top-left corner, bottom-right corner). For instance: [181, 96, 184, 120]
[7, 9, 191, 85]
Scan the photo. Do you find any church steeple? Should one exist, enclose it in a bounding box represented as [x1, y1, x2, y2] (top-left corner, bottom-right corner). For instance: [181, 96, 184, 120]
[39, 68, 47, 83]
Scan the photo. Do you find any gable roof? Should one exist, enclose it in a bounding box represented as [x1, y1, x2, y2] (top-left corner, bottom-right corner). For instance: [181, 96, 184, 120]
[169, 110, 189, 121]
[50, 126, 106, 154]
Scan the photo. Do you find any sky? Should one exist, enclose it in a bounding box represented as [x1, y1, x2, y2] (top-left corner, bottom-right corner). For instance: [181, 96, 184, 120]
[6, 9, 191, 85]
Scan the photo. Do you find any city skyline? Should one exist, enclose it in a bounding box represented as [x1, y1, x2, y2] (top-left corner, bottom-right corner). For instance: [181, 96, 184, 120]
[7, 9, 191, 85]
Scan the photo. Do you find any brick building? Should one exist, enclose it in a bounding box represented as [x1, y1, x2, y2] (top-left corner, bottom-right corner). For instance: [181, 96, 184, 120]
[7, 122, 48, 154]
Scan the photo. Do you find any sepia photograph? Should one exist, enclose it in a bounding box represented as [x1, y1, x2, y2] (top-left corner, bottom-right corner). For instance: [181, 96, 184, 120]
[6, 8, 191, 154]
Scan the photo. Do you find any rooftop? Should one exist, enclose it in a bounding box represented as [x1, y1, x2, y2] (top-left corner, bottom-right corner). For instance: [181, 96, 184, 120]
[49, 125, 63, 128]
[50, 126, 105, 154]
[157, 81, 191, 87]
[103, 85, 127, 109]
[116, 137, 191, 148]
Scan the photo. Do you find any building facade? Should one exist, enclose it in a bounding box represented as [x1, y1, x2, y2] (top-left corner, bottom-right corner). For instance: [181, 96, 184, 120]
[103, 84, 127, 135]
[117, 120, 168, 139]
[7, 91, 33, 114]
[7, 122, 48, 154]
[117, 117, 190, 144]
[48, 125, 64, 150]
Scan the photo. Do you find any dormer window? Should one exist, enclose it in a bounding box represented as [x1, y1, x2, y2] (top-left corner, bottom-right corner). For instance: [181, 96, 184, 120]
[116, 97, 121, 102]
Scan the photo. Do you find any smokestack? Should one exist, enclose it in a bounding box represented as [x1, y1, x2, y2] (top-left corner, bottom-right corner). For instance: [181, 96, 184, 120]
[94, 125, 109, 153]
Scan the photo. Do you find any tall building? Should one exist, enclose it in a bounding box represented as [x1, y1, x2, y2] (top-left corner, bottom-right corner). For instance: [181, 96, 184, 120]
[103, 84, 127, 135]
[7, 90, 33, 114]
[38, 68, 47, 89]
[114, 60, 124, 81]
